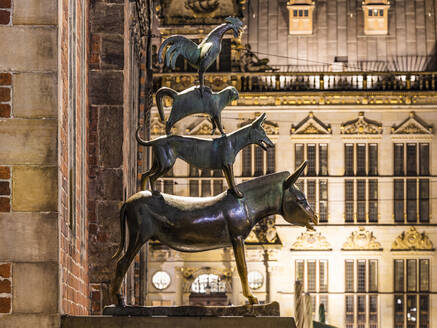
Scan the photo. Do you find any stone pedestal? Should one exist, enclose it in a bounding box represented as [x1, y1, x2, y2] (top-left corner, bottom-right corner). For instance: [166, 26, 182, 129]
[62, 316, 296, 328]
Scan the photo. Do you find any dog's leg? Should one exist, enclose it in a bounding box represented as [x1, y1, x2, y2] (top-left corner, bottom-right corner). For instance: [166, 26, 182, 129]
[223, 164, 243, 198]
[232, 236, 258, 305]
[214, 115, 225, 135]
[210, 117, 217, 135]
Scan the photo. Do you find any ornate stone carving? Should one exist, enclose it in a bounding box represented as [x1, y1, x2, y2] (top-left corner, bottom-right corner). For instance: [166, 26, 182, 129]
[239, 115, 279, 135]
[342, 227, 382, 251]
[245, 216, 281, 246]
[291, 112, 331, 135]
[180, 266, 233, 292]
[150, 115, 166, 135]
[186, 118, 220, 135]
[341, 112, 382, 134]
[185, 0, 220, 16]
[290, 231, 332, 251]
[392, 226, 434, 251]
[391, 111, 433, 135]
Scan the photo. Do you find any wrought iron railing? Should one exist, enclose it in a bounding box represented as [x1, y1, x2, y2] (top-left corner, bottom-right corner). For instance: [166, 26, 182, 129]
[153, 71, 437, 93]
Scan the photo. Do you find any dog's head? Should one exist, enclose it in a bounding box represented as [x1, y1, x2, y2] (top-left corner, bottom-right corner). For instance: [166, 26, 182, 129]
[249, 113, 274, 151]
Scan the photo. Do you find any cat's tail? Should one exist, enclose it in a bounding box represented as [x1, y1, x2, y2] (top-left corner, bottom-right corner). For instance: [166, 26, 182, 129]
[155, 87, 177, 123]
[135, 126, 153, 147]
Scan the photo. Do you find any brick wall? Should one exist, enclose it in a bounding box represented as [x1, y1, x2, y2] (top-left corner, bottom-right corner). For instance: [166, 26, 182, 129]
[0, 263, 11, 314]
[59, 0, 90, 315]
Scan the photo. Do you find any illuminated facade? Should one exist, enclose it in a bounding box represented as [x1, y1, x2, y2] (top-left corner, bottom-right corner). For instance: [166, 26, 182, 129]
[146, 1, 437, 328]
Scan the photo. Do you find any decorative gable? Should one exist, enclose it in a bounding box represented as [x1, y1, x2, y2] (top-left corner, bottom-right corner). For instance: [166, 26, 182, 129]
[342, 227, 382, 251]
[341, 112, 382, 134]
[150, 115, 166, 136]
[186, 118, 220, 136]
[391, 112, 433, 135]
[239, 115, 279, 135]
[290, 231, 332, 251]
[392, 226, 434, 251]
[291, 112, 331, 135]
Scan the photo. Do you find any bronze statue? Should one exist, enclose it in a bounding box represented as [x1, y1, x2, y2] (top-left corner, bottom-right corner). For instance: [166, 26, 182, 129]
[158, 16, 244, 95]
[136, 113, 273, 198]
[240, 44, 279, 73]
[156, 85, 239, 135]
[111, 162, 317, 306]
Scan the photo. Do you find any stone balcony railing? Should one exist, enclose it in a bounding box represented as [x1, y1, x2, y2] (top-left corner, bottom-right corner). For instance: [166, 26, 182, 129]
[153, 71, 437, 93]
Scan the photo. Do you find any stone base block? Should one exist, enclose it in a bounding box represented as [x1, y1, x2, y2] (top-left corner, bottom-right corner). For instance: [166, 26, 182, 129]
[62, 316, 296, 328]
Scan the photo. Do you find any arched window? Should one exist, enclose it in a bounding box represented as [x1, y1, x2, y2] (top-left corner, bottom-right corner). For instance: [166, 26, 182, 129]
[191, 274, 226, 294]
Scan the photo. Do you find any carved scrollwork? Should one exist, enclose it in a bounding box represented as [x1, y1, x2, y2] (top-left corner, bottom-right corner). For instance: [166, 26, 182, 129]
[291, 111, 332, 135]
[341, 112, 382, 134]
[391, 111, 433, 135]
[342, 227, 382, 251]
[391, 226, 434, 251]
[290, 231, 332, 251]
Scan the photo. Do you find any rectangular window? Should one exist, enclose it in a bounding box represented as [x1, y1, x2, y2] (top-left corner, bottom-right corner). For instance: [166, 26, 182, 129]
[406, 144, 417, 176]
[190, 180, 199, 197]
[406, 295, 417, 326]
[369, 295, 378, 328]
[346, 295, 354, 328]
[394, 295, 404, 327]
[357, 295, 366, 327]
[419, 179, 429, 223]
[213, 180, 223, 196]
[319, 180, 328, 223]
[368, 180, 378, 222]
[319, 260, 328, 292]
[419, 295, 429, 328]
[394, 144, 404, 176]
[345, 260, 354, 292]
[379, 9, 384, 16]
[201, 180, 211, 197]
[369, 260, 378, 292]
[307, 144, 316, 176]
[254, 146, 264, 176]
[345, 144, 354, 176]
[356, 144, 366, 176]
[368, 144, 378, 176]
[299, 9, 303, 16]
[345, 180, 354, 222]
[296, 260, 304, 285]
[357, 260, 366, 292]
[307, 180, 316, 215]
[295, 144, 304, 170]
[394, 180, 404, 223]
[293, 9, 298, 16]
[407, 259, 417, 292]
[394, 260, 404, 292]
[266, 146, 275, 174]
[319, 144, 328, 176]
[307, 260, 316, 292]
[163, 180, 174, 194]
[406, 180, 417, 222]
[368, 9, 373, 16]
[242, 146, 252, 177]
[419, 143, 429, 175]
[419, 259, 429, 292]
[357, 180, 366, 223]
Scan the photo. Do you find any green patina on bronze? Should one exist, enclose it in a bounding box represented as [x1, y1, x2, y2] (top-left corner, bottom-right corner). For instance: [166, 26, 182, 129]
[111, 162, 317, 306]
[156, 85, 239, 135]
[136, 113, 273, 198]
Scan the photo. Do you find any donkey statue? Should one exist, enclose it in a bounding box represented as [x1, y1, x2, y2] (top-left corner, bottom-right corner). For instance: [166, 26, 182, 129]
[111, 162, 317, 306]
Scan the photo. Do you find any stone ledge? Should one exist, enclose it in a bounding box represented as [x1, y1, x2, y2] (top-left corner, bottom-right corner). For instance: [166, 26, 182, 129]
[62, 316, 296, 328]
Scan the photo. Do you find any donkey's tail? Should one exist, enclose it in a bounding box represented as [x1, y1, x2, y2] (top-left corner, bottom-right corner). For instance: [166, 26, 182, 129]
[155, 87, 177, 123]
[135, 126, 153, 147]
[112, 203, 127, 261]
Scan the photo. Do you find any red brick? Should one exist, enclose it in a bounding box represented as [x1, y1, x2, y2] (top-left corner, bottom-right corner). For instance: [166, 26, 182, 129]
[0, 264, 10, 278]
[0, 167, 9, 179]
[0, 297, 10, 313]
[0, 279, 11, 293]
[0, 197, 10, 212]
[0, 0, 11, 9]
[0, 87, 10, 102]
[0, 73, 11, 85]
[0, 104, 10, 117]
[0, 10, 9, 25]
[0, 182, 9, 195]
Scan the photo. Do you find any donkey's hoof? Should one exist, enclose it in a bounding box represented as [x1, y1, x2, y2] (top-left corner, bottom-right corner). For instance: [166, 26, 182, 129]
[116, 294, 126, 307]
[247, 295, 259, 305]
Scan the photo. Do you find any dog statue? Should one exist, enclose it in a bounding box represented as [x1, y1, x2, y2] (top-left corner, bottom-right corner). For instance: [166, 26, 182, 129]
[136, 113, 273, 198]
[156, 85, 239, 135]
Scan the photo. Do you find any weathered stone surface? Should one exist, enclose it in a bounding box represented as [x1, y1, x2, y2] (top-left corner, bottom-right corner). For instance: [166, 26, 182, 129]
[12, 166, 57, 212]
[0, 27, 57, 71]
[13, 262, 58, 313]
[13, 73, 57, 118]
[101, 35, 124, 69]
[13, 0, 57, 25]
[89, 71, 124, 105]
[103, 302, 281, 317]
[62, 316, 296, 328]
[0, 314, 60, 328]
[99, 107, 123, 168]
[0, 212, 58, 262]
[96, 169, 123, 200]
[90, 3, 123, 34]
[0, 119, 57, 165]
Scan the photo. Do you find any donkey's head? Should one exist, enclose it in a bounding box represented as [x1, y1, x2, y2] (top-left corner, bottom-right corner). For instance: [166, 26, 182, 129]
[249, 113, 274, 151]
[282, 162, 318, 230]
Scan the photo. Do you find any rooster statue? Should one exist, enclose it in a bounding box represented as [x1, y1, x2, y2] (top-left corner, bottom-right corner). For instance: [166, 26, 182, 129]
[158, 16, 244, 96]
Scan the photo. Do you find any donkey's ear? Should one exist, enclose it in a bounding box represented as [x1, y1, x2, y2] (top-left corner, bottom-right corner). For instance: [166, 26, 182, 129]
[253, 113, 266, 127]
[284, 161, 307, 189]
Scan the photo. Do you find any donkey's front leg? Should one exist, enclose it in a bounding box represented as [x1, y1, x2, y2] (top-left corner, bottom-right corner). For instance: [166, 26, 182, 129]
[223, 164, 244, 198]
[232, 236, 259, 305]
